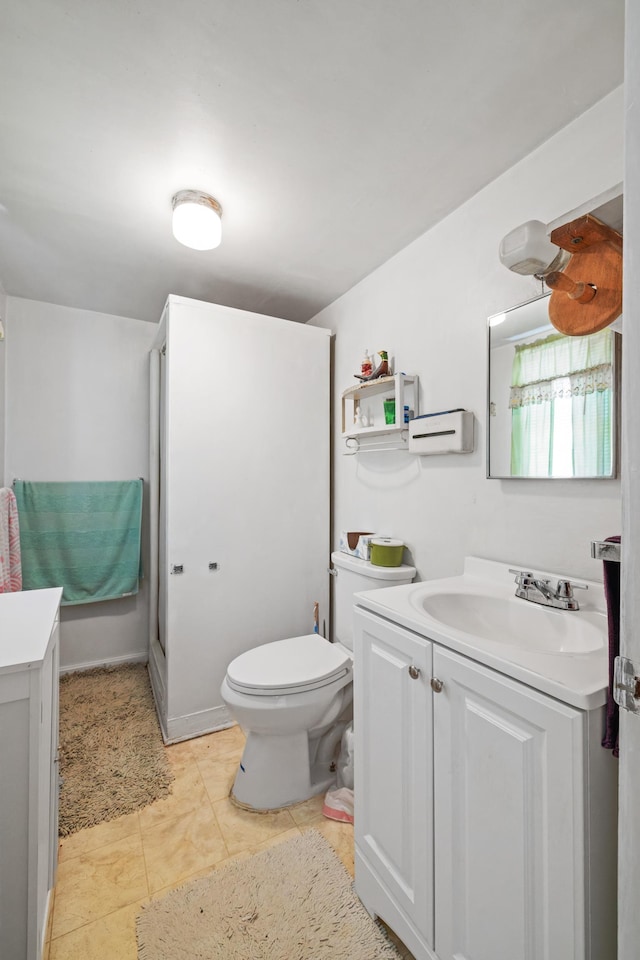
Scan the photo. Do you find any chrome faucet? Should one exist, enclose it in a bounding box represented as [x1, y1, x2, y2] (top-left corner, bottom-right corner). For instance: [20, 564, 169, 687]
[509, 569, 588, 611]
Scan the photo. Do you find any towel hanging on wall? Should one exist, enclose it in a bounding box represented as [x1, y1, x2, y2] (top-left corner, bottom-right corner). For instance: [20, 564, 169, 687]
[0, 487, 22, 593]
[14, 479, 143, 605]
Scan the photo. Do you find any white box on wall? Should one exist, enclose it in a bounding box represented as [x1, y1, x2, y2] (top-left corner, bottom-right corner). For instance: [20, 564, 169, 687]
[408, 410, 474, 456]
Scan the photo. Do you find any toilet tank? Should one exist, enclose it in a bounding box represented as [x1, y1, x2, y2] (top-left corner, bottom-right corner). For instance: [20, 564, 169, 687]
[330, 550, 415, 651]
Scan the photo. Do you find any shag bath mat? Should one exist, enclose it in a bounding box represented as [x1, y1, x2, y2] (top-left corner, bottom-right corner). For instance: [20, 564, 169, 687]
[136, 830, 402, 959]
[58, 663, 173, 836]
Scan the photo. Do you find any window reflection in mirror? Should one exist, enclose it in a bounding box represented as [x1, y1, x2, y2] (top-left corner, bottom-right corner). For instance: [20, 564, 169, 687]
[487, 292, 618, 479]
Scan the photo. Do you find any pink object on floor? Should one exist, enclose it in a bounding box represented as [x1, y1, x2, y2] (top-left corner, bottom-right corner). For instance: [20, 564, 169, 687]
[0, 487, 22, 592]
[322, 786, 354, 824]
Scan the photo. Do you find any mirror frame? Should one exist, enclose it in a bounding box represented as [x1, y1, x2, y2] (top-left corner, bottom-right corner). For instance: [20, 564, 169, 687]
[486, 292, 620, 480]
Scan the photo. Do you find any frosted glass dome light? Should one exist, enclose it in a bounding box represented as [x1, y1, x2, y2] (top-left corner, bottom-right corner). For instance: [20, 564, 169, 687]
[172, 190, 222, 250]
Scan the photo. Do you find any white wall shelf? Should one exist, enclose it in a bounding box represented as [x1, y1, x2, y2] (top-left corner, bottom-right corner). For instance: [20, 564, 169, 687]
[341, 374, 418, 449]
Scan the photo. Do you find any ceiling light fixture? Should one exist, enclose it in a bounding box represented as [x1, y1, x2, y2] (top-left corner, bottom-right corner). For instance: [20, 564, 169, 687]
[498, 220, 568, 278]
[171, 190, 222, 250]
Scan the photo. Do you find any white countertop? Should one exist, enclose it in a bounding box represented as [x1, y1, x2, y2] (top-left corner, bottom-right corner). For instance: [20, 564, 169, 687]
[0, 588, 63, 673]
[355, 557, 610, 710]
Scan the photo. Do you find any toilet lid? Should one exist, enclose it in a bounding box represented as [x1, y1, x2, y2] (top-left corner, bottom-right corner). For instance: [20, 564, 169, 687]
[226, 634, 351, 696]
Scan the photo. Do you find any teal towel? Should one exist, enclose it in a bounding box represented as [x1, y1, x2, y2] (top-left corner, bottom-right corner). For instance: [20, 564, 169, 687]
[14, 480, 143, 605]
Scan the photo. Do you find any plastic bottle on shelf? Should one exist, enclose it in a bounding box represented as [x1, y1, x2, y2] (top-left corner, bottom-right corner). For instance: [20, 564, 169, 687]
[361, 350, 373, 378]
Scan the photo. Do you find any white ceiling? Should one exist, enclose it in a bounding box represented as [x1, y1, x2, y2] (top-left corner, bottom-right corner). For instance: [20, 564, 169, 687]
[0, 1, 625, 324]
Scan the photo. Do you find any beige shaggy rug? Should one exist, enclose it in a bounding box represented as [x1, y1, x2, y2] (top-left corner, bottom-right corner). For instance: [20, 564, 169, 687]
[58, 663, 173, 836]
[136, 830, 402, 959]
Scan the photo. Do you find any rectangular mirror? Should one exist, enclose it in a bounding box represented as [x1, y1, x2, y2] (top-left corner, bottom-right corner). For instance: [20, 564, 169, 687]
[487, 291, 619, 479]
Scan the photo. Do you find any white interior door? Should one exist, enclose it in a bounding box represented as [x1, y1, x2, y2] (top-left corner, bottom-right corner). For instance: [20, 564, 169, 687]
[620, 13, 640, 956]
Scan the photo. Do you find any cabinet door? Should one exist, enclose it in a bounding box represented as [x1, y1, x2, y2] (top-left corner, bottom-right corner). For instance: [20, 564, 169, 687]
[354, 609, 433, 948]
[433, 646, 585, 960]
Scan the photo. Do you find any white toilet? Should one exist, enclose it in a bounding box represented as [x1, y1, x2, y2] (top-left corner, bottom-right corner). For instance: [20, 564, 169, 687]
[220, 550, 416, 810]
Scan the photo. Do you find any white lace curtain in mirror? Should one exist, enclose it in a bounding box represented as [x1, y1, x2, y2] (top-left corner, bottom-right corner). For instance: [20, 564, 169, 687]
[487, 291, 618, 479]
[509, 330, 613, 477]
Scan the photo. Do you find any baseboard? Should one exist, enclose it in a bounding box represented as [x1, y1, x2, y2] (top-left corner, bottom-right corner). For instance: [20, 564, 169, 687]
[164, 704, 235, 744]
[59, 651, 148, 675]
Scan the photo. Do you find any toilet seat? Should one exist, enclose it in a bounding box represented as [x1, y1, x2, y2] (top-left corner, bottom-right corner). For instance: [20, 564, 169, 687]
[226, 634, 351, 697]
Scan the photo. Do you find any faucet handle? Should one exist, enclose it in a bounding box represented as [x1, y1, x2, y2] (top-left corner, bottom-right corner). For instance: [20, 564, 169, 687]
[508, 569, 538, 587]
[556, 578, 588, 598]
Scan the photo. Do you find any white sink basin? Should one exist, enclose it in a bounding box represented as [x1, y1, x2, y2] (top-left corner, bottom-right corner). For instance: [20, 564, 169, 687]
[412, 590, 605, 655]
[355, 557, 609, 710]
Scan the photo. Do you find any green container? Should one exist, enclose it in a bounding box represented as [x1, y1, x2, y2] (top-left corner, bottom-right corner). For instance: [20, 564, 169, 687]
[370, 538, 404, 567]
[383, 398, 396, 425]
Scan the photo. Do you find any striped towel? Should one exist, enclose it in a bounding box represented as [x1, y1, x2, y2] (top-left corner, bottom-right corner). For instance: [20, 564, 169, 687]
[0, 487, 22, 592]
[14, 480, 143, 605]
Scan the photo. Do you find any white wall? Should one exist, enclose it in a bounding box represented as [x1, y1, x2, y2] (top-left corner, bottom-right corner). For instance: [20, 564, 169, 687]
[4, 297, 157, 669]
[311, 87, 623, 583]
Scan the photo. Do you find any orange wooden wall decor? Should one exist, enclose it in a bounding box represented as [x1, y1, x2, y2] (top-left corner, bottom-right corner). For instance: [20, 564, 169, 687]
[546, 214, 622, 336]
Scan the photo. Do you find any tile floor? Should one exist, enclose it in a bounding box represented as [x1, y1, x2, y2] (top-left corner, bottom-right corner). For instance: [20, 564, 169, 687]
[45, 724, 411, 959]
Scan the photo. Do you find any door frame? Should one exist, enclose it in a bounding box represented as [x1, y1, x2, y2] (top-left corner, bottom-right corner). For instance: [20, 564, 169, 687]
[619, 7, 639, 955]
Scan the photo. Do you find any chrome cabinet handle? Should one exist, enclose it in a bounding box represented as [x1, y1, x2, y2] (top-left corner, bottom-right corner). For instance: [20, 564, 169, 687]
[408, 665, 421, 680]
[430, 677, 444, 693]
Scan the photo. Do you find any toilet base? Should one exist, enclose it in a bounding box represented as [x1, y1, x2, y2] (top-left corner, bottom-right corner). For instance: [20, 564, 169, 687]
[230, 730, 337, 811]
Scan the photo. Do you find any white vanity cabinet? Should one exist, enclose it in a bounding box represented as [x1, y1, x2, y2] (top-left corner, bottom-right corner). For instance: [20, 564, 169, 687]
[354, 606, 618, 960]
[0, 588, 62, 960]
